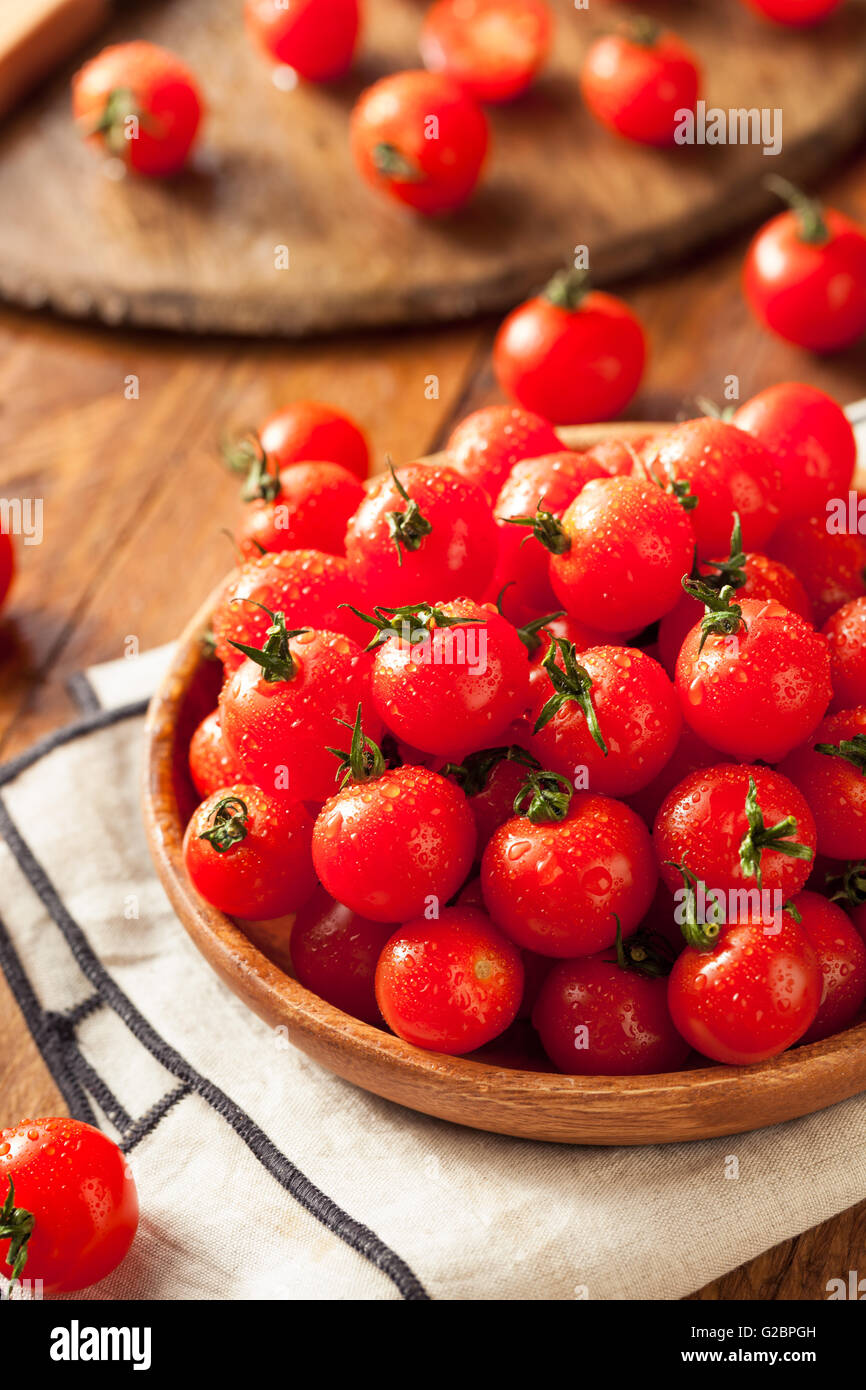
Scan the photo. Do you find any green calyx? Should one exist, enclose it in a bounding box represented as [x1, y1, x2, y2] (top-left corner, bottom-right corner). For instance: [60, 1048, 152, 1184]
[641, 457, 698, 513]
[605, 916, 677, 979]
[234, 434, 281, 504]
[543, 267, 590, 312]
[343, 600, 484, 652]
[680, 580, 746, 654]
[764, 175, 829, 246]
[739, 776, 813, 891]
[90, 86, 141, 156]
[373, 143, 420, 182]
[443, 745, 540, 799]
[199, 795, 250, 853]
[827, 860, 866, 907]
[533, 638, 607, 755]
[384, 464, 433, 566]
[228, 603, 307, 682]
[326, 704, 386, 788]
[504, 503, 571, 556]
[815, 734, 866, 776]
[701, 513, 747, 593]
[0, 1179, 35, 1287]
[666, 861, 723, 952]
[513, 767, 574, 824]
[515, 610, 566, 656]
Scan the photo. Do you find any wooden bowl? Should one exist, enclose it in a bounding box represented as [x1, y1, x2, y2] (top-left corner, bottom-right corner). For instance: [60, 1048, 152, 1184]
[142, 425, 866, 1145]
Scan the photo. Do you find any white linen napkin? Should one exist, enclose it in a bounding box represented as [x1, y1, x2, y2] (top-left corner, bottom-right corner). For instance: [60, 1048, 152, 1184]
[1, 409, 864, 1302]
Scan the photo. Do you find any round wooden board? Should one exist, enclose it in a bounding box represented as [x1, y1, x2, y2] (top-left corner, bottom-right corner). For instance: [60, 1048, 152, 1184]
[141, 423, 866, 1146]
[2, 0, 866, 337]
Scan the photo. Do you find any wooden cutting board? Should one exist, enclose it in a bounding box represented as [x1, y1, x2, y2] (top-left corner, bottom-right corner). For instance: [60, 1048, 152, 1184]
[1, 0, 866, 337]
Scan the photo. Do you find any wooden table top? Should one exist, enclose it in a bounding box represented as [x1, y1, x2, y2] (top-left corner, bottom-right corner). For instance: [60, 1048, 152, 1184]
[1, 150, 865, 1302]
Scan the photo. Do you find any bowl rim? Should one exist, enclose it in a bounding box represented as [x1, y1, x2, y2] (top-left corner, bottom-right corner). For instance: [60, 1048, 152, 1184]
[140, 422, 866, 1141]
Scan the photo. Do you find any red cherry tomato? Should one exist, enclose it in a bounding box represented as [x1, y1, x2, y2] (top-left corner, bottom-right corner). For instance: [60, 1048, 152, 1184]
[582, 435, 649, 477]
[375, 907, 524, 1053]
[488, 451, 607, 624]
[72, 41, 202, 177]
[0, 528, 14, 613]
[256, 401, 369, 479]
[743, 181, 866, 352]
[244, 0, 360, 81]
[290, 886, 393, 1025]
[0, 1118, 138, 1295]
[420, 0, 552, 104]
[528, 641, 682, 797]
[654, 764, 817, 905]
[769, 517, 866, 628]
[823, 597, 866, 711]
[777, 708, 866, 861]
[533, 949, 691, 1075]
[580, 23, 700, 147]
[445, 404, 561, 499]
[524, 612, 627, 698]
[733, 382, 856, 524]
[482, 791, 658, 957]
[658, 549, 813, 676]
[667, 911, 820, 1065]
[236, 460, 365, 560]
[188, 710, 243, 800]
[219, 621, 382, 803]
[626, 725, 733, 827]
[312, 716, 476, 921]
[350, 71, 489, 215]
[794, 891, 866, 1044]
[359, 598, 530, 759]
[345, 464, 498, 607]
[183, 784, 316, 919]
[493, 270, 646, 425]
[676, 596, 832, 762]
[740, 0, 843, 25]
[637, 418, 781, 559]
[213, 549, 368, 673]
[544, 475, 696, 632]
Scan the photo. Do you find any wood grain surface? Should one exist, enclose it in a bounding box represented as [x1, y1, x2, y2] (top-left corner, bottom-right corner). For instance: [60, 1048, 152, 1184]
[2, 151, 866, 1298]
[2, 0, 866, 335]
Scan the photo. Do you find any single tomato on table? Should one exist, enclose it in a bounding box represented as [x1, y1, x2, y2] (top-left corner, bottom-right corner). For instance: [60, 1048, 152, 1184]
[245, 0, 360, 81]
[72, 41, 202, 176]
[493, 268, 646, 424]
[231, 400, 369, 479]
[420, 0, 552, 104]
[580, 20, 700, 146]
[0, 1118, 138, 1295]
[743, 178, 866, 352]
[350, 71, 489, 215]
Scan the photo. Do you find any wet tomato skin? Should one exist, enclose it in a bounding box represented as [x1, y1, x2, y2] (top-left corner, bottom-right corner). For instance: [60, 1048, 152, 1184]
[481, 792, 657, 957]
[733, 382, 857, 524]
[368, 599, 530, 759]
[675, 597, 832, 763]
[794, 891, 866, 1044]
[290, 886, 393, 1026]
[777, 707, 866, 861]
[188, 710, 243, 800]
[183, 784, 316, 920]
[219, 629, 382, 804]
[667, 913, 821, 1065]
[654, 763, 817, 903]
[529, 644, 682, 797]
[213, 549, 368, 673]
[237, 461, 365, 560]
[0, 1118, 139, 1294]
[823, 597, 866, 711]
[375, 907, 524, 1053]
[345, 464, 498, 607]
[549, 475, 696, 633]
[533, 956, 691, 1075]
[445, 404, 561, 499]
[769, 517, 866, 628]
[313, 766, 476, 922]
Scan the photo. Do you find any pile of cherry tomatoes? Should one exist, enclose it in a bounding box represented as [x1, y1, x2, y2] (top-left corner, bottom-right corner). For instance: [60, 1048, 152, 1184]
[180, 383, 866, 1076]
